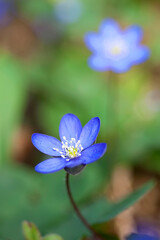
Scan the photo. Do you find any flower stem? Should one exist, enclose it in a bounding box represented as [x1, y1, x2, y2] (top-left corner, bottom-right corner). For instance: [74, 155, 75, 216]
[65, 173, 103, 240]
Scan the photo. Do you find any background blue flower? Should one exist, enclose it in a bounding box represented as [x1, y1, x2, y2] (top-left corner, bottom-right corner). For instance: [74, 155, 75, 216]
[54, 0, 83, 24]
[136, 221, 159, 240]
[0, 0, 15, 27]
[32, 113, 107, 174]
[84, 19, 150, 73]
[127, 233, 159, 240]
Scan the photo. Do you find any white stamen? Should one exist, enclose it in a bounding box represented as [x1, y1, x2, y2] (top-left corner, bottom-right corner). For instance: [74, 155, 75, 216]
[60, 136, 83, 161]
[103, 37, 129, 60]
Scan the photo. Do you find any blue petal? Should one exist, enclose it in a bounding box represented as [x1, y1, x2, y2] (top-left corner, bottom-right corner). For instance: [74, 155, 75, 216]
[110, 59, 131, 73]
[79, 117, 100, 149]
[65, 156, 84, 168]
[100, 18, 120, 37]
[79, 143, 107, 164]
[127, 233, 158, 240]
[35, 157, 66, 174]
[124, 25, 143, 44]
[84, 32, 101, 52]
[131, 46, 150, 64]
[32, 133, 62, 156]
[88, 55, 109, 71]
[59, 113, 82, 142]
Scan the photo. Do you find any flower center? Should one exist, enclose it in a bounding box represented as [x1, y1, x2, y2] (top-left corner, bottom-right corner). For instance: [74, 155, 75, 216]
[54, 136, 83, 161]
[110, 45, 123, 55]
[68, 147, 78, 157]
[103, 37, 129, 60]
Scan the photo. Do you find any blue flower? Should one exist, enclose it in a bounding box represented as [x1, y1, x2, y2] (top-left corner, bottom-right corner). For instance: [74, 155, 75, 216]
[32, 113, 107, 175]
[127, 233, 159, 240]
[54, 0, 82, 24]
[136, 221, 159, 239]
[84, 19, 150, 73]
[0, 0, 15, 27]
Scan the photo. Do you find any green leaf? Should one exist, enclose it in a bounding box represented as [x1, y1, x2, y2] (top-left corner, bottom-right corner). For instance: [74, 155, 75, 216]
[0, 165, 107, 240]
[22, 221, 41, 240]
[0, 53, 27, 165]
[19, 0, 52, 18]
[43, 234, 63, 240]
[52, 181, 155, 240]
[99, 180, 155, 223]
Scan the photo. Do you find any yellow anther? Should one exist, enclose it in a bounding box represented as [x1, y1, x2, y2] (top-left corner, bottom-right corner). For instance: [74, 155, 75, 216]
[68, 148, 78, 158]
[110, 45, 122, 55]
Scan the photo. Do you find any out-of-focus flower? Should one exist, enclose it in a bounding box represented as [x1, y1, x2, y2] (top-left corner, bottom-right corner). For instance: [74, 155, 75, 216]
[127, 233, 158, 240]
[54, 0, 82, 24]
[85, 19, 150, 73]
[0, 0, 15, 27]
[32, 113, 107, 175]
[137, 221, 160, 238]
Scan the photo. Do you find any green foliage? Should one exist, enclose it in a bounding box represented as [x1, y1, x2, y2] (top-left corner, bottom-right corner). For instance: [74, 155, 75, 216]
[97, 181, 155, 223]
[0, 54, 27, 165]
[0, 164, 154, 240]
[43, 234, 63, 240]
[22, 221, 63, 240]
[0, 164, 106, 240]
[22, 221, 41, 240]
[19, 0, 52, 18]
[48, 181, 154, 239]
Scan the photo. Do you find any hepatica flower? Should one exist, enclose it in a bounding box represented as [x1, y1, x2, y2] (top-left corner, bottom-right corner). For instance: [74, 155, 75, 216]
[137, 221, 159, 239]
[54, 0, 82, 24]
[85, 19, 150, 73]
[32, 114, 107, 175]
[127, 233, 158, 240]
[0, 0, 15, 27]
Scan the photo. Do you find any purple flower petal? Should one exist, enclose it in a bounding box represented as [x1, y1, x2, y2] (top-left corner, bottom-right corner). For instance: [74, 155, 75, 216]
[79, 143, 107, 165]
[137, 221, 159, 236]
[59, 113, 82, 142]
[110, 59, 132, 73]
[127, 233, 158, 240]
[100, 18, 120, 37]
[88, 55, 109, 71]
[82, 143, 107, 164]
[131, 46, 150, 64]
[84, 32, 101, 52]
[65, 156, 84, 168]
[79, 117, 100, 149]
[32, 133, 62, 156]
[124, 26, 143, 44]
[35, 157, 66, 173]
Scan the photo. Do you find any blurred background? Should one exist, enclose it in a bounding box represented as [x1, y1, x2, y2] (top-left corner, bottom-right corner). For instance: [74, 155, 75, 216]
[0, 0, 160, 239]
